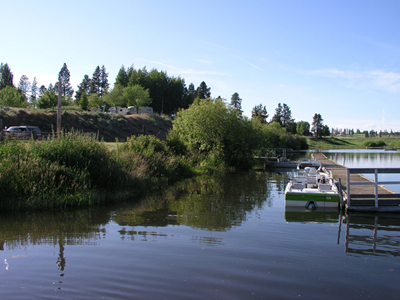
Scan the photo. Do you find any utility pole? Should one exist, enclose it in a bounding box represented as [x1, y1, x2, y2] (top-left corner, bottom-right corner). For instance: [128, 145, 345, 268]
[57, 77, 62, 136]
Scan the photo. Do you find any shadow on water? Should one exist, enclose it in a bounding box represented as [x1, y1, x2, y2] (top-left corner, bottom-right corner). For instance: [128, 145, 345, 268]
[0, 171, 399, 256]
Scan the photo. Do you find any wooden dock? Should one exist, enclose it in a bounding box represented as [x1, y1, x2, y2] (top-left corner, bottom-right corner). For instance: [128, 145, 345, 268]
[312, 153, 400, 212]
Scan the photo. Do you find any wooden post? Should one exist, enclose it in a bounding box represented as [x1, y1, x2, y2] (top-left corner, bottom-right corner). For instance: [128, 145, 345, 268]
[374, 169, 379, 208]
[57, 79, 62, 136]
[346, 168, 351, 209]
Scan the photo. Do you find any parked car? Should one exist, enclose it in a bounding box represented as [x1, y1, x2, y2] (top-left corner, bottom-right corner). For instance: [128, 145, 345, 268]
[4, 126, 42, 139]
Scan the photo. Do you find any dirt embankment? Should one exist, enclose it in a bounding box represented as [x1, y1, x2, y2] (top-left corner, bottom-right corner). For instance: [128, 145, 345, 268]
[0, 107, 173, 142]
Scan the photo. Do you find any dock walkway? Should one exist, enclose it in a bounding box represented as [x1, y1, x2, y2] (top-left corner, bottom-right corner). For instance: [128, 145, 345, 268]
[312, 153, 400, 212]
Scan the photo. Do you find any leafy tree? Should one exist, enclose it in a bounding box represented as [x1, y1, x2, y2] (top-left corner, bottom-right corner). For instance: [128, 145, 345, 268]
[48, 83, 55, 91]
[169, 98, 262, 169]
[75, 74, 91, 103]
[122, 85, 151, 112]
[58, 63, 74, 97]
[286, 121, 297, 134]
[88, 94, 104, 109]
[0, 86, 27, 107]
[17, 75, 30, 100]
[230, 92, 242, 112]
[38, 90, 58, 109]
[0, 63, 14, 90]
[311, 113, 324, 138]
[80, 92, 89, 111]
[271, 103, 283, 125]
[251, 104, 268, 123]
[296, 121, 310, 136]
[89, 66, 101, 95]
[30, 77, 38, 103]
[196, 81, 211, 99]
[104, 84, 124, 108]
[115, 65, 129, 87]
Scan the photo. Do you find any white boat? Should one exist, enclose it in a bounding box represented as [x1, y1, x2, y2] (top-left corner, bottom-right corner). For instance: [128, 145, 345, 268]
[284, 167, 340, 210]
[297, 158, 322, 170]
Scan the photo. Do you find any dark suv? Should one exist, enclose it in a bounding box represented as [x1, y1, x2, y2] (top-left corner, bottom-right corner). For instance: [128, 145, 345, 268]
[4, 126, 42, 139]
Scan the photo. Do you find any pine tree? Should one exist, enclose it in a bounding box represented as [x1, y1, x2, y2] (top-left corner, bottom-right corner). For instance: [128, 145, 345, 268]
[281, 103, 293, 127]
[271, 103, 283, 125]
[30, 77, 38, 103]
[58, 63, 74, 97]
[0, 63, 14, 90]
[251, 104, 268, 123]
[38, 85, 47, 97]
[230, 92, 242, 112]
[18, 75, 31, 100]
[115, 65, 129, 87]
[100, 65, 109, 97]
[196, 81, 211, 99]
[75, 75, 91, 103]
[89, 66, 101, 95]
[311, 113, 324, 138]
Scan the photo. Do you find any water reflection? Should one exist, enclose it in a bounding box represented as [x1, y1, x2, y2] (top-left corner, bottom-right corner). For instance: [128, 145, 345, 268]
[115, 172, 282, 231]
[345, 213, 400, 257]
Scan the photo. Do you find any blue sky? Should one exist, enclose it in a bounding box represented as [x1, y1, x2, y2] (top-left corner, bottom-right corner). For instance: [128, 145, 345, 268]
[2, 0, 400, 131]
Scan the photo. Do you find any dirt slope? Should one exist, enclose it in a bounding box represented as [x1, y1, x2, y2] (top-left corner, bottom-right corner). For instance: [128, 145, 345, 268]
[0, 107, 173, 142]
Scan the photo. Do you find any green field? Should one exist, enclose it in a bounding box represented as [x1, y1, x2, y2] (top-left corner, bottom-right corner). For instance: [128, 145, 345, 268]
[306, 134, 400, 150]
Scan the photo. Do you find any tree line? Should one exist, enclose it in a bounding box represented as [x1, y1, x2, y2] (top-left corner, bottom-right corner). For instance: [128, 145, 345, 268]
[1, 61, 332, 138]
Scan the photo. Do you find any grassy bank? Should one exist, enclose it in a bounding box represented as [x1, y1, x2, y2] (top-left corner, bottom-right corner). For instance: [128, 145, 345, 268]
[306, 134, 400, 150]
[0, 133, 193, 211]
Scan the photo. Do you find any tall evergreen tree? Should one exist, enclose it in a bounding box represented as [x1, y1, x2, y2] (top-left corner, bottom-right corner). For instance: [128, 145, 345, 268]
[58, 63, 74, 97]
[18, 75, 31, 100]
[99, 65, 109, 97]
[90, 66, 101, 95]
[30, 77, 38, 103]
[75, 75, 91, 103]
[38, 85, 47, 97]
[196, 81, 211, 99]
[251, 104, 268, 123]
[271, 103, 283, 125]
[311, 113, 324, 138]
[115, 65, 129, 87]
[0, 63, 14, 90]
[281, 103, 293, 127]
[230, 92, 242, 112]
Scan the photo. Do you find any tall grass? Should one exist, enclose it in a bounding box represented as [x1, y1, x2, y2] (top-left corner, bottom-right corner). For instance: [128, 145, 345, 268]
[0, 132, 194, 211]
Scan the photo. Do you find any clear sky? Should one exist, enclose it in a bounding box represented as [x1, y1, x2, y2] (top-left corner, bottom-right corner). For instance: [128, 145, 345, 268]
[2, 0, 400, 131]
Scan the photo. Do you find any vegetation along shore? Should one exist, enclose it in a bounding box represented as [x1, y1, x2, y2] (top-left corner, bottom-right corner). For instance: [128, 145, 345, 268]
[1, 62, 399, 211]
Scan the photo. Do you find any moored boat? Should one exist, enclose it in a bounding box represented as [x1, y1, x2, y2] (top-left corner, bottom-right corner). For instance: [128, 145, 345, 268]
[284, 167, 340, 210]
[297, 158, 322, 170]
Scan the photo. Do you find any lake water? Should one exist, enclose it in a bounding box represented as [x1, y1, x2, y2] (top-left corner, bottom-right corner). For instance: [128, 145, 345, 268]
[1, 171, 399, 299]
[320, 149, 400, 193]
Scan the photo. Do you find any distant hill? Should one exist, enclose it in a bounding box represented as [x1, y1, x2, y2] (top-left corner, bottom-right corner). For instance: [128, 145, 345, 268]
[0, 107, 173, 142]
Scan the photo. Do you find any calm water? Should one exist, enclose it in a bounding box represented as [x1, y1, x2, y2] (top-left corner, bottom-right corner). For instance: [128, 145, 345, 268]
[321, 149, 400, 193]
[1, 172, 400, 300]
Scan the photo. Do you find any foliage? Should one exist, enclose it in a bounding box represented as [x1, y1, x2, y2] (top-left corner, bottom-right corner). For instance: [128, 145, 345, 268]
[80, 92, 89, 111]
[170, 98, 262, 170]
[0, 63, 14, 90]
[0, 86, 27, 108]
[122, 84, 152, 110]
[38, 90, 58, 109]
[230, 92, 242, 112]
[311, 113, 324, 138]
[296, 121, 310, 136]
[364, 140, 387, 147]
[251, 104, 268, 123]
[58, 63, 74, 97]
